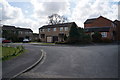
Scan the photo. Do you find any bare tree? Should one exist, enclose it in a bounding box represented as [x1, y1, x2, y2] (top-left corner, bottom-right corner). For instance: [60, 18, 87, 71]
[48, 14, 68, 25]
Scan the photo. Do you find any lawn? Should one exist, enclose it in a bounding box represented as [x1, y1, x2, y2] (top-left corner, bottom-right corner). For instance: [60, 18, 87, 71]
[1, 46, 24, 60]
[30, 42, 55, 45]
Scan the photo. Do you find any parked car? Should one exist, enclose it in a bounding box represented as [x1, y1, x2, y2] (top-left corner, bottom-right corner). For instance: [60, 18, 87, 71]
[2, 40, 12, 43]
[23, 39, 30, 43]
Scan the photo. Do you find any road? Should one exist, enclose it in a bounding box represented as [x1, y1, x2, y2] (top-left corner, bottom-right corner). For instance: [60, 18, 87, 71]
[2, 43, 42, 79]
[18, 44, 118, 78]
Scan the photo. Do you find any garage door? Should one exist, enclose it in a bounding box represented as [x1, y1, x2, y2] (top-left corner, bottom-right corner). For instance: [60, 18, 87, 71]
[47, 36, 52, 42]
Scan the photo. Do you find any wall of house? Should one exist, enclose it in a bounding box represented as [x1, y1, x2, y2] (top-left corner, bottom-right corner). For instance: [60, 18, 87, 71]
[2, 26, 33, 42]
[39, 27, 70, 42]
[84, 17, 115, 40]
[84, 17, 113, 28]
[17, 31, 33, 41]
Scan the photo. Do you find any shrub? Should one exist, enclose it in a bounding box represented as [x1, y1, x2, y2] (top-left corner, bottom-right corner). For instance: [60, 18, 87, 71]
[92, 32, 102, 43]
[67, 23, 81, 43]
[102, 38, 112, 43]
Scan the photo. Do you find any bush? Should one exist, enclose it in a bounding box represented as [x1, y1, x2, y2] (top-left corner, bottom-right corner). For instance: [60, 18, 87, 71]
[82, 34, 92, 43]
[92, 32, 102, 43]
[67, 23, 81, 43]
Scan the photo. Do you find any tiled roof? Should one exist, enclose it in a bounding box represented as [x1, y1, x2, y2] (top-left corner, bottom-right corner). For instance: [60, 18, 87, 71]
[39, 22, 75, 29]
[16, 27, 33, 32]
[84, 18, 97, 24]
[2, 25, 33, 32]
[84, 16, 113, 24]
[2, 25, 16, 29]
[84, 27, 110, 32]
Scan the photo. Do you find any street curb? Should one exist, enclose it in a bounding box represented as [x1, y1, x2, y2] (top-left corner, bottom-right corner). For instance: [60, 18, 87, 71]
[9, 49, 45, 80]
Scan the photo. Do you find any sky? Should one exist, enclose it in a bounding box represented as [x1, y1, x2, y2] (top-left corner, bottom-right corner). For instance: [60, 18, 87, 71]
[0, 0, 119, 33]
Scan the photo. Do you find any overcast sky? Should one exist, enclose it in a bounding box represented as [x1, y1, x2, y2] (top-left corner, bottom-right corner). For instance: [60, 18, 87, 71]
[0, 0, 119, 33]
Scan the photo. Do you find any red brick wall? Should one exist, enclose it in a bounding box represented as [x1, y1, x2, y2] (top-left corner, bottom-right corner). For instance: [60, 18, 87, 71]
[84, 16, 113, 28]
[92, 17, 112, 27]
[84, 16, 114, 40]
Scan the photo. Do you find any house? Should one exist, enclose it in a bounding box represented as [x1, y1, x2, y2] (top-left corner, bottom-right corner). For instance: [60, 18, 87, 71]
[39, 22, 77, 43]
[16, 27, 33, 41]
[33, 33, 39, 41]
[114, 20, 120, 41]
[2, 25, 33, 42]
[84, 16, 116, 40]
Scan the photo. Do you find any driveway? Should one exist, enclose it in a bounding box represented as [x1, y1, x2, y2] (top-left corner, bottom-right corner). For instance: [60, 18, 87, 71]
[18, 44, 118, 78]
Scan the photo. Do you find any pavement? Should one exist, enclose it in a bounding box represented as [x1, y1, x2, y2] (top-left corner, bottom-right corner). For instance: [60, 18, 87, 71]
[17, 44, 118, 78]
[2, 43, 43, 79]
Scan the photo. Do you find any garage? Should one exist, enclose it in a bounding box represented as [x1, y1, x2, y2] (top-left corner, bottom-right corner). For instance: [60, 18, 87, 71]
[46, 36, 52, 43]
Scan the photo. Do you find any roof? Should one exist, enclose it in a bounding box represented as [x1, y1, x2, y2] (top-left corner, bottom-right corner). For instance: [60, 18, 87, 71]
[84, 16, 113, 24]
[2, 25, 33, 32]
[84, 27, 110, 32]
[2, 25, 16, 29]
[16, 27, 33, 32]
[33, 33, 39, 36]
[39, 22, 76, 29]
[84, 18, 97, 24]
[114, 20, 120, 25]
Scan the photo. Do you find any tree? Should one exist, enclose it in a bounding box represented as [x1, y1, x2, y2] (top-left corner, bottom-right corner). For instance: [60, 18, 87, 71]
[48, 14, 68, 25]
[67, 23, 80, 43]
[64, 34, 68, 41]
[67, 26, 92, 44]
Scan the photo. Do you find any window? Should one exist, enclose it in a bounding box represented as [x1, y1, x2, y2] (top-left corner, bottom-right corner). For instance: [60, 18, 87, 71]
[40, 29, 42, 32]
[19, 31, 22, 34]
[65, 27, 68, 31]
[53, 28, 56, 31]
[41, 34, 45, 38]
[43, 29, 45, 32]
[60, 27, 63, 31]
[91, 32, 94, 35]
[25, 32, 29, 34]
[48, 28, 50, 32]
[29, 32, 32, 34]
[101, 32, 107, 37]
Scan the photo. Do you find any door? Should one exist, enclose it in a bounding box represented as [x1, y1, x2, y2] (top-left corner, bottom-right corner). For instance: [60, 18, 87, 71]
[47, 36, 52, 43]
[53, 36, 58, 42]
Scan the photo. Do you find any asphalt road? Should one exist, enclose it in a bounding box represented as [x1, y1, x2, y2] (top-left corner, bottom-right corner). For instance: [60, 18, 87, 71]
[18, 44, 118, 78]
[2, 43, 42, 79]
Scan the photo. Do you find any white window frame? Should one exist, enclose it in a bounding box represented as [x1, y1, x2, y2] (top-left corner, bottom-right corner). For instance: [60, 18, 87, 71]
[53, 28, 56, 31]
[65, 27, 68, 31]
[43, 29, 45, 32]
[101, 32, 107, 37]
[60, 27, 63, 31]
[40, 29, 43, 32]
[48, 28, 50, 32]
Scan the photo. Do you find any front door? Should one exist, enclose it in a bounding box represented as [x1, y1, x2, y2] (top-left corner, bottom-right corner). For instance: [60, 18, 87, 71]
[53, 36, 58, 42]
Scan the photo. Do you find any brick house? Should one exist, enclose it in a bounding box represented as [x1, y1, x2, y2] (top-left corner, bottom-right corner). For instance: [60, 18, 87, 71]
[2, 25, 33, 42]
[114, 20, 120, 41]
[39, 22, 77, 43]
[33, 33, 39, 41]
[16, 27, 33, 41]
[84, 16, 116, 40]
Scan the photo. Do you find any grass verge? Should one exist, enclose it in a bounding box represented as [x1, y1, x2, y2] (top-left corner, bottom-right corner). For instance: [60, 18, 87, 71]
[1, 46, 25, 61]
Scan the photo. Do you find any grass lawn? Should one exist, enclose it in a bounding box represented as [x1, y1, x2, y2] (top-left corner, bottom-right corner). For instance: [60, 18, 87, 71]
[40, 43, 55, 45]
[1, 46, 24, 61]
